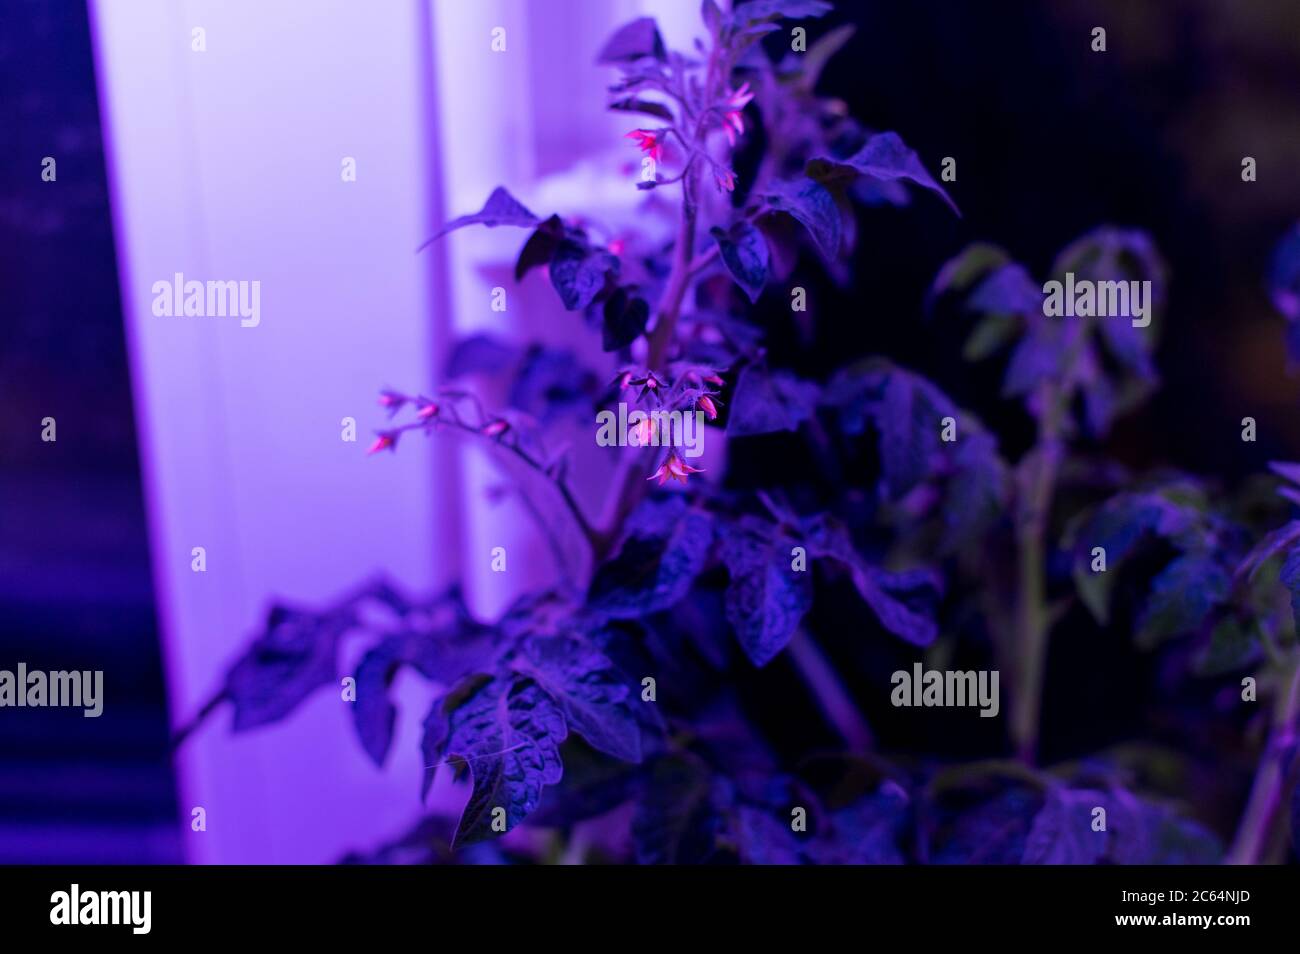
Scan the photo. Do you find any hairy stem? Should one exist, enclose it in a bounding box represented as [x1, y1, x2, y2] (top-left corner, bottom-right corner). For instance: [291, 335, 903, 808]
[788, 629, 874, 750]
[1010, 385, 1065, 764]
[1227, 656, 1300, 864]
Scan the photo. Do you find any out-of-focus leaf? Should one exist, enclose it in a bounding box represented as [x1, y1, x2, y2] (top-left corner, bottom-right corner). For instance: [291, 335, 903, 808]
[728, 364, 819, 436]
[596, 17, 666, 64]
[1022, 788, 1109, 864]
[445, 333, 519, 379]
[420, 187, 538, 248]
[632, 755, 722, 864]
[1133, 551, 1229, 649]
[729, 0, 832, 27]
[601, 287, 649, 351]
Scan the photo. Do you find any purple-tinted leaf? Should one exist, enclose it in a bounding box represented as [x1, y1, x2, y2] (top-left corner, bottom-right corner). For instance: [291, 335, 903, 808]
[806, 131, 959, 215]
[926, 242, 1011, 312]
[596, 17, 666, 64]
[1002, 327, 1068, 398]
[445, 333, 519, 379]
[419, 694, 449, 800]
[531, 739, 641, 827]
[509, 345, 597, 421]
[731, 805, 804, 863]
[514, 633, 643, 763]
[712, 221, 770, 303]
[1134, 551, 1229, 649]
[1270, 223, 1300, 322]
[514, 214, 564, 281]
[353, 625, 498, 768]
[420, 187, 538, 249]
[550, 239, 618, 311]
[589, 497, 715, 618]
[719, 516, 813, 666]
[1070, 491, 1202, 623]
[1022, 788, 1109, 864]
[601, 287, 649, 351]
[632, 755, 723, 864]
[1280, 543, 1300, 636]
[845, 564, 941, 646]
[760, 178, 841, 259]
[608, 97, 674, 122]
[943, 431, 1009, 550]
[730, 0, 832, 26]
[931, 788, 1043, 864]
[728, 364, 819, 436]
[444, 675, 566, 846]
[808, 785, 909, 864]
[224, 605, 352, 732]
[1107, 794, 1221, 864]
[969, 263, 1042, 317]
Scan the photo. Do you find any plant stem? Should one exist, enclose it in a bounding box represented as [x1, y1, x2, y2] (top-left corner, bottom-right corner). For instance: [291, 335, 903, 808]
[1010, 385, 1065, 764]
[1226, 655, 1300, 864]
[788, 629, 874, 750]
[595, 163, 702, 557]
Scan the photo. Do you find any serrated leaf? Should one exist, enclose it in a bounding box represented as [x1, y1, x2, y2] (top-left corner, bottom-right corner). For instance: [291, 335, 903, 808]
[514, 633, 643, 763]
[589, 498, 714, 617]
[712, 221, 769, 303]
[719, 516, 813, 666]
[445, 675, 566, 846]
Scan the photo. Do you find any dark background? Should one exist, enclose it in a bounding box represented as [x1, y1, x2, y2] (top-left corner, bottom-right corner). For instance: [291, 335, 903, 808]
[2, 0, 1298, 861]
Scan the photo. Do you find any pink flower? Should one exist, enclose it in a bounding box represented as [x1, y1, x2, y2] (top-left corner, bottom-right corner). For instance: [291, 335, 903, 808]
[625, 129, 664, 163]
[367, 433, 397, 455]
[378, 391, 406, 416]
[416, 401, 438, 421]
[698, 394, 719, 420]
[721, 81, 753, 145]
[632, 416, 658, 447]
[715, 168, 736, 193]
[647, 451, 705, 486]
[481, 419, 510, 438]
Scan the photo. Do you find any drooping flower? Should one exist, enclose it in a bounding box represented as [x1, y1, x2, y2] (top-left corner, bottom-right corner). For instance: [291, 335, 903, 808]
[367, 432, 398, 455]
[481, 419, 510, 438]
[378, 390, 406, 416]
[416, 400, 439, 421]
[721, 81, 753, 145]
[632, 416, 658, 447]
[625, 129, 664, 163]
[647, 450, 704, 485]
[715, 168, 736, 193]
[698, 394, 719, 420]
